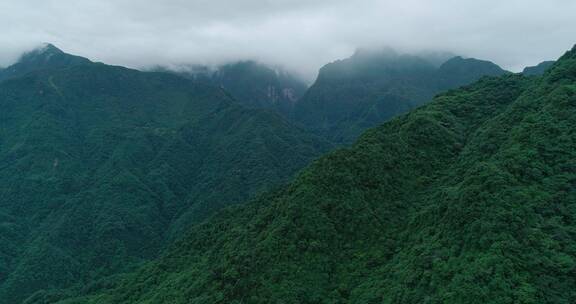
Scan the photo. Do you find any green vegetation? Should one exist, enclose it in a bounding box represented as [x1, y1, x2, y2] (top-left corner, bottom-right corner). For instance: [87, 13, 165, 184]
[294, 49, 509, 144]
[0, 47, 330, 303]
[522, 60, 556, 76]
[55, 46, 576, 304]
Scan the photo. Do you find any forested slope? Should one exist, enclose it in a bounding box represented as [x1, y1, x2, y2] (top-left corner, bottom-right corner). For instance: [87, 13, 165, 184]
[58, 45, 576, 304]
[0, 46, 330, 303]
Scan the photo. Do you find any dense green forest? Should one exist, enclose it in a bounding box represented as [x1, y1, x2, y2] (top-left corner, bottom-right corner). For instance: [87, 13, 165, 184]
[51, 45, 576, 303]
[0, 42, 568, 303]
[293, 49, 509, 143]
[0, 45, 331, 303]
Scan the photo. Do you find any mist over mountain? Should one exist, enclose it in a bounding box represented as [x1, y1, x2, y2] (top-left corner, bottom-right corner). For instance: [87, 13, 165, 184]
[2, 1, 575, 80]
[152, 47, 509, 145]
[293, 49, 509, 143]
[168, 61, 308, 115]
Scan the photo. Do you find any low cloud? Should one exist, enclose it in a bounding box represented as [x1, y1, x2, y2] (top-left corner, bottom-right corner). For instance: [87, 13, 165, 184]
[1, 0, 575, 81]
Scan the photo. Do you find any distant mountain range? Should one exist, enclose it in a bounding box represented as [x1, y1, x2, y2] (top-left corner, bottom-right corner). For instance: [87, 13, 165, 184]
[0, 42, 564, 303]
[160, 48, 513, 144]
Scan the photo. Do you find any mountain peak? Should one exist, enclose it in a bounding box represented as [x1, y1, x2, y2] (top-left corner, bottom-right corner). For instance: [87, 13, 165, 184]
[439, 56, 507, 75]
[39, 43, 63, 53]
[19, 43, 66, 63]
[352, 47, 398, 60]
[441, 56, 490, 65]
[40, 43, 64, 54]
[0, 43, 91, 81]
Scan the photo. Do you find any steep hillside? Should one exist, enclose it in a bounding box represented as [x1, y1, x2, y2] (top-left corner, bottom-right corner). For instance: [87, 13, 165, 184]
[59, 45, 576, 304]
[0, 46, 330, 303]
[293, 49, 509, 143]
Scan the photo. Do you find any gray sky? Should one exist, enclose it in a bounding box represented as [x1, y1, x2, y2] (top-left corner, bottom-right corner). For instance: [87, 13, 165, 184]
[1, 0, 575, 81]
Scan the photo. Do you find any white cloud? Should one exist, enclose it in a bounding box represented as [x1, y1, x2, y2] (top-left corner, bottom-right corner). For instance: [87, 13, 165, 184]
[1, 0, 575, 80]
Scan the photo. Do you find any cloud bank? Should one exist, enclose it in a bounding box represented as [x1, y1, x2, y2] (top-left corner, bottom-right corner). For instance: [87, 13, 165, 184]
[1, 0, 575, 80]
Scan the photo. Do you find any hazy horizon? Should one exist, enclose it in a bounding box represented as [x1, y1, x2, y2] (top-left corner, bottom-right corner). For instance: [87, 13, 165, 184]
[1, 0, 576, 81]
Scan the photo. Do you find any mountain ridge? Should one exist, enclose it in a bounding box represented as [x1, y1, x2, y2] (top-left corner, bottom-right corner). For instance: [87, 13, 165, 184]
[293, 50, 509, 143]
[522, 60, 556, 76]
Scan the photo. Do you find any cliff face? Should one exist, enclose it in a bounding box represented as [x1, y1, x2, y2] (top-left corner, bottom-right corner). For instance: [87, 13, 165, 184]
[177, 60, 308, 115]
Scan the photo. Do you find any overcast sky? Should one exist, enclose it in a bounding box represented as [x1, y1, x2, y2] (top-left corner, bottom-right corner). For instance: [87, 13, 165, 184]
[1, 0, 576, 81]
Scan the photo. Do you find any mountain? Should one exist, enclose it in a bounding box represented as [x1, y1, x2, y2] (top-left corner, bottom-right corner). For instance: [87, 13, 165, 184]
[293, 49, 509, 143]
[436, 56, 509, 89]
[0, 43, 90, 82]
[522, 60, 556, 76]
[56, 45, 576, 304]
[0, 45, 330, 303]
[171, 61, 307, 115]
